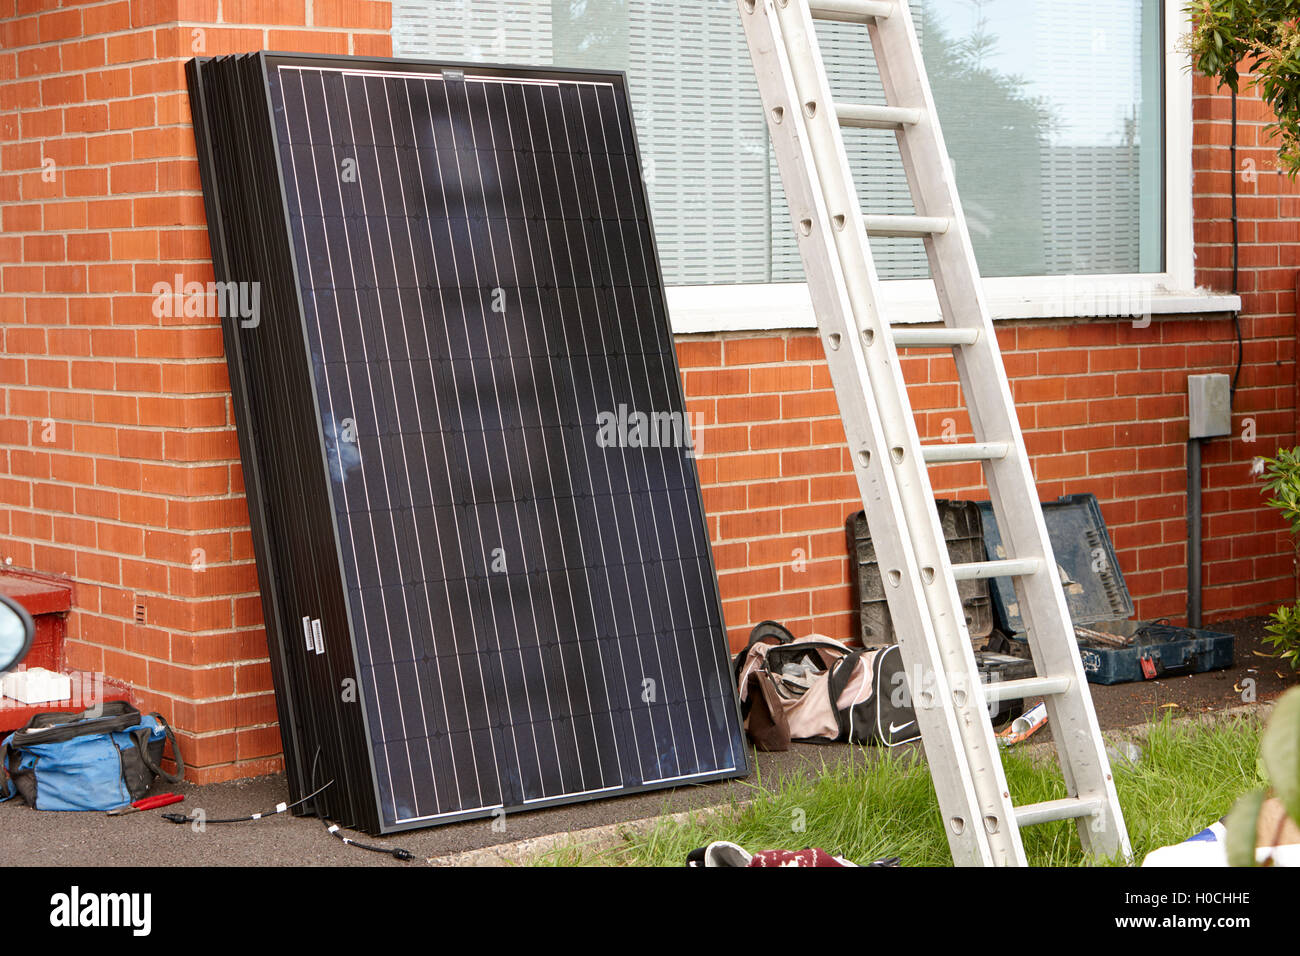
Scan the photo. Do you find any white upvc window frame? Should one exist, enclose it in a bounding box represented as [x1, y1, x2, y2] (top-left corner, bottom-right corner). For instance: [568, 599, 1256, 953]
[666, 0, 1240, 334]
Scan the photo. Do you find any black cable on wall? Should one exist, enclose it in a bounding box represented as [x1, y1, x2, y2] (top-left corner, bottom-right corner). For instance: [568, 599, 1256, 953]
[1230, 87, 1243, 398]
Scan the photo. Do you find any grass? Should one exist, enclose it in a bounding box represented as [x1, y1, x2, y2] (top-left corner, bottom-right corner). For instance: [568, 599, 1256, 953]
[533, 713, 1264, 866]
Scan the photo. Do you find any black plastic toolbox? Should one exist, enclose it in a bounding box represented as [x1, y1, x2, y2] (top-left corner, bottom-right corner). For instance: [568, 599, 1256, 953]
[847, 500, 994, 644]
[975, 494, 1235, 685]
[847, 502, 1028, 725]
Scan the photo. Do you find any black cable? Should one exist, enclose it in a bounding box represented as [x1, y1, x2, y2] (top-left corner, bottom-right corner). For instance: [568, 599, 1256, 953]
[1230, 87, 1243, 398]
[161, 779, 333, 825]
[309, 748, 413, 862]
[161, 752, 412, 861]
[1134, 617, 1173, 640]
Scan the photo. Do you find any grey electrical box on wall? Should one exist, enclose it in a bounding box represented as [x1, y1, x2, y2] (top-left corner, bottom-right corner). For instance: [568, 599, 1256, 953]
[1188, 373, 1231, 438]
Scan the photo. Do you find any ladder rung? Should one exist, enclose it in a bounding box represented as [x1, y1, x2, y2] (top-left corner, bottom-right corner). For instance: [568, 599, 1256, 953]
[982, 675, 1070, 704]
[863, 214, 950, 238]
[890, 327, 979, 348]
[836, 102, 922, 130]
[951, 558, 1041, 581]
[808, 0, 893, 23]
[1015, 797, 1106, 828]
[920, 442, 1009, 463]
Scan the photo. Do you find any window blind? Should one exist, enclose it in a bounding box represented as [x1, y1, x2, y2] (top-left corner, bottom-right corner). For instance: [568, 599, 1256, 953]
[391, 0, 1164, 286]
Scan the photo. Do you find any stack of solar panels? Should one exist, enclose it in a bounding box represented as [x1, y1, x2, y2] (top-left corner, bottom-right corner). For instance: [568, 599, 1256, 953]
[186, 52, 748, 834]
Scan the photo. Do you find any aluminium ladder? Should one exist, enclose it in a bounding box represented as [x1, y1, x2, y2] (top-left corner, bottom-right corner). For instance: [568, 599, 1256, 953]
[737, 0, 1131, 866]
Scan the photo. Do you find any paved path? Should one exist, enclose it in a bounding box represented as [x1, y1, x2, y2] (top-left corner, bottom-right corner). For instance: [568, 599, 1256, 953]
[0, 615, 1290, 866]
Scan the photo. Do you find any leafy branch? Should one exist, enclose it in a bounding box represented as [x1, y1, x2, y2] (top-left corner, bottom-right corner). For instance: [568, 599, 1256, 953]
[1184, 1, 1300, 176]
[1258, 447, 1300, 671]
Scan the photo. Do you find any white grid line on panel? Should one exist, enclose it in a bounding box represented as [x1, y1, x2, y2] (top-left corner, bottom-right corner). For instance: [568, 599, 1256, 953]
[462, 77, 629, 792]
[286, 70, 441, 819]
[338, 68, 503, 815]
[606, 83, 742, 772]
[490, 80, 649, 786]
[553, 85, 704, 775]
[429, 74, 585, 796]
[524, 81, 699, 780]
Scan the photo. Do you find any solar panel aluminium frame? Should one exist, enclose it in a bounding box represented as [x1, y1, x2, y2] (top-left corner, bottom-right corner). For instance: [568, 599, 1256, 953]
[187, 50, 750, 835]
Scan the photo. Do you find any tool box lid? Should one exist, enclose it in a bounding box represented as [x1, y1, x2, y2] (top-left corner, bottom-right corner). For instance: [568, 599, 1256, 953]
[976, 494, 1134, 633]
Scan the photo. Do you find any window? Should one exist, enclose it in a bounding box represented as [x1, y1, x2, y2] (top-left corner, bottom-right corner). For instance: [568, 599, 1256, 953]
[392, 2, 1230, 326]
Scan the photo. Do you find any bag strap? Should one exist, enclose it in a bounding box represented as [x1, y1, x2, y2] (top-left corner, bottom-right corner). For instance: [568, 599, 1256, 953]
[742, 670, 792, 752]
[733, 620, 796, 686]
[0, 738, 14, 801]
[134, 714, 184, 785]
[24, 699, 140, 729]
[828, 648, 877, 740]
[746, 620, 795, 651]
[13, 701, 144, 746]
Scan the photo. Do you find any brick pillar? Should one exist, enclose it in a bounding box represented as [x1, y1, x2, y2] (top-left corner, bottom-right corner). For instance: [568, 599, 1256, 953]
[0, 0, 392, 783]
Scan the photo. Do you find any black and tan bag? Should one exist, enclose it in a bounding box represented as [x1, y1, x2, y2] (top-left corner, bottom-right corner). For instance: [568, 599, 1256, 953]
[733, 621, 921, 752]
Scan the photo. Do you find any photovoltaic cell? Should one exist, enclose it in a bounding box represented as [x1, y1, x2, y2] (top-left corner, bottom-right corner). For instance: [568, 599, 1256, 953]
[188, 53, 747, 834]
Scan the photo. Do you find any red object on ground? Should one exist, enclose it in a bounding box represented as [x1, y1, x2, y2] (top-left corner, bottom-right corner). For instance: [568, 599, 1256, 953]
[748, 848, 853, 867]
[107, 793, 183, 816]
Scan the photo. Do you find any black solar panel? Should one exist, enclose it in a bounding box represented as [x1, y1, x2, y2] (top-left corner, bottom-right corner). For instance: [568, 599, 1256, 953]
[187, 52, 747, 834]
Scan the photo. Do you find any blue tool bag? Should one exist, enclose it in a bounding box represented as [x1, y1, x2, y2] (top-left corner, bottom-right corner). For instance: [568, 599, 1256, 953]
[1, 701, 183, 811]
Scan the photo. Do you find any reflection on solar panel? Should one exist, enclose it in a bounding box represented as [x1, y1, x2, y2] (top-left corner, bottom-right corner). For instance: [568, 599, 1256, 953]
[186, 53, 748, 834]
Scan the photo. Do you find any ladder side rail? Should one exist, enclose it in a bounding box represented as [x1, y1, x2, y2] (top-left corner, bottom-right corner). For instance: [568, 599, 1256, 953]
[866, 4, 1131, 861]
[763, 0, 1026, 864]
[738, 0, 996, 866]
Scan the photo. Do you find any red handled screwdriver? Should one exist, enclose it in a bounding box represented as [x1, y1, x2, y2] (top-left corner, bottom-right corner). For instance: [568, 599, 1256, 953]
[107, 793, 184, 816]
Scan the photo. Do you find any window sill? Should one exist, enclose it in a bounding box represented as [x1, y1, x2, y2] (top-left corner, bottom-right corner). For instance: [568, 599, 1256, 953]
[666, 277, 1241, 335]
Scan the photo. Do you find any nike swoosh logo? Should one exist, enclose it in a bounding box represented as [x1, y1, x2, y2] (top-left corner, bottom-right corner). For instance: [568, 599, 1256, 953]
[889, 720, 915, 735]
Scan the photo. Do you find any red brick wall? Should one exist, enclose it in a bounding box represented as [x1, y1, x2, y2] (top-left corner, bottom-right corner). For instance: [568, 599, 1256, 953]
[1191, 71, 1300, 613]
[0, 0, 391, 782]
[683, 315, 1296, 651]
[687, 69, 1299, 652]
[1, 2, 1296, 784]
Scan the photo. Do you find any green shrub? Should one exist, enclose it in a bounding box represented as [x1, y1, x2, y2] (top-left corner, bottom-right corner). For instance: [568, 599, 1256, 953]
[1184, 2, 1300, 176]
[1260, 448, 1300, 671]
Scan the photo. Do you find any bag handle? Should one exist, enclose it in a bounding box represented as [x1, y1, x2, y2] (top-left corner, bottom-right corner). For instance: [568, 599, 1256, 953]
[745, 620, 794, 651]
[14, 701, 143, 746]
[732, 620, 796, 688]
[134, 714, 185, 785]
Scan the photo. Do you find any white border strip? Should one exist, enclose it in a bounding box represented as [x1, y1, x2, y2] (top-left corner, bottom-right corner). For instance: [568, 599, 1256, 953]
[667, 278, 1240, 333]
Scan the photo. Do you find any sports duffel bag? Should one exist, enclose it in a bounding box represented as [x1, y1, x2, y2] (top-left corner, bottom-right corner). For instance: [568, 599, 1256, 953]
[733, 620, 922, 751]
[1, 701, 184, 811]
